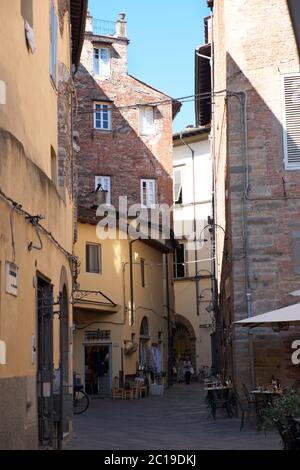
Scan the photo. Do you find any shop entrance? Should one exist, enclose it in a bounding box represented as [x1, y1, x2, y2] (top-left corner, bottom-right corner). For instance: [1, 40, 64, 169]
[84, 345, 111, 396]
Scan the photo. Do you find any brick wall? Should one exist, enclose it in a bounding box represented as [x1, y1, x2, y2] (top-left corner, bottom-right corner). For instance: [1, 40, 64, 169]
[214, 0, 300, 388]
[74, 31, 174, 219]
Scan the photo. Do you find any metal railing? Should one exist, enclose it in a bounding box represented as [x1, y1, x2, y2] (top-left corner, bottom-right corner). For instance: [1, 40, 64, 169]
[93, 19, 116, 37]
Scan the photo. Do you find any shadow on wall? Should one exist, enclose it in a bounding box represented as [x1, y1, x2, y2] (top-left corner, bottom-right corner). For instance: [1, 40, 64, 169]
[73, 64, 174, 216]
[217, 53, 300, 387]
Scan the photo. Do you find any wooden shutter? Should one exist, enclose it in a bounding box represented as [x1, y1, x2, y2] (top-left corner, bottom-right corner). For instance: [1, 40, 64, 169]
[173, 168, 182, 203]
[140, 179, 156, 207]
[282, 73, 300, 169]
[99, 49, 110, 77]
[147, 179, 156, 207]
[93, 49, 99, 75]
[140, 107, 154, 135]
[50, 3, 57, 83]
[86, 244, 100, 273]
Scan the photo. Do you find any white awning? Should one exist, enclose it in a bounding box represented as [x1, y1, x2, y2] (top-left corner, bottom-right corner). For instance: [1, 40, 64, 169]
[234, 303, 300, 327]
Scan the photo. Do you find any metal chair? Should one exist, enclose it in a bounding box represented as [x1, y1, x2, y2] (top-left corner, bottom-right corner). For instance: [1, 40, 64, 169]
[242, 383, 265, 428]
[273, 419, 300, 450]
[207, 389, 233, 420]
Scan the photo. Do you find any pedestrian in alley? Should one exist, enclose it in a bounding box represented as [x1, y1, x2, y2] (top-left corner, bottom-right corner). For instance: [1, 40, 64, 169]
[176, 357, 185, 383]
[183, 357, 194, 385]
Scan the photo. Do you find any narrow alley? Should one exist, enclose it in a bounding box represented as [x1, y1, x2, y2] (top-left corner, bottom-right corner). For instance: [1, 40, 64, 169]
[67, 384, 280, 450]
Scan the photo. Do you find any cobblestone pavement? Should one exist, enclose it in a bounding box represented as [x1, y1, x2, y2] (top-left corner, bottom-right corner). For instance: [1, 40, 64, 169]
[66, 383, 281, 450]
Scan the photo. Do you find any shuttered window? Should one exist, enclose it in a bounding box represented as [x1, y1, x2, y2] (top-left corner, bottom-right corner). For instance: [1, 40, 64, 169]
[50, 2, 57, 84]
[141, 179, 156, 208]
[139, 107, 155, 135]
[174, 244, 185, 278]
[95, 176, 111, 204]
[93, 48, 110, 77]
[141, 259, 146, 287]
[86, 244, 101, 274]
[173, 168, 183, 204]
[282, 73, 300, 169]
[21, 0, 33, 27]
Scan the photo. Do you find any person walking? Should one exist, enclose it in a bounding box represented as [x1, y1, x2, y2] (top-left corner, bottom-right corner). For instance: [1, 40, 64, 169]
[183, 358, 194, 385]
[176, 357, 184, 383]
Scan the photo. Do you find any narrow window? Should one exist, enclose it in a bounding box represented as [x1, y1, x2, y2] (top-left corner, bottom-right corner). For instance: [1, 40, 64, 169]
[140, 179, 156, 208]
[95, 176, 111, 204]
[173, 167, 183, 204]
[50, 2, 57, 84]
[51, 146, 57, 186]
[141, 259, 146, 287]
[21, 0, 33, 27]
[93, 48, 110, 77]
[139, 106, 155, 135]
[94, 102, 111, 130]
[282, 73, 300, 169]
[174, 244, 185, 279]
[86, 244, 101, 274]
[292, 232, 300, 275]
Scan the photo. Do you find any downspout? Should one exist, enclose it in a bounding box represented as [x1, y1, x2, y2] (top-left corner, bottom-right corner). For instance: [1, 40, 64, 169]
[226, 91, 255, 389]
[129, 239, 138, 326]
[165, 253, 172, 387]
[208, 4, 218, 374]
[179, 133, 200, 318]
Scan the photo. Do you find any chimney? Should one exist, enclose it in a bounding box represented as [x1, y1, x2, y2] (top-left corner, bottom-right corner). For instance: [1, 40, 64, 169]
[86, 11, 93, 33]
[115, 12, 127, 38]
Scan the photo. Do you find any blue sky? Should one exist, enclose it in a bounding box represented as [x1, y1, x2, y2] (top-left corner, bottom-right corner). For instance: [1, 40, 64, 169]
[88, 0, 210, 132]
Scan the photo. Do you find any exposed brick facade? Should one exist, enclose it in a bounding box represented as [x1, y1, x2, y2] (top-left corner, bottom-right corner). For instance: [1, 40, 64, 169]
[213, 0, 300, 388]
[74, 21, 176, 221]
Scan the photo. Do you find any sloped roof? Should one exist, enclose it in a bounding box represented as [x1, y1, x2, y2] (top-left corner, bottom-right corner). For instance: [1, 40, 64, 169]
[70, 0, 88, 70]
[129, 74, 182, 119]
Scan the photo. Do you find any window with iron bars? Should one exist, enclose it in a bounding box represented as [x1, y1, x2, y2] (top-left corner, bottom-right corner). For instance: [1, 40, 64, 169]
[84, 330, 111, 341]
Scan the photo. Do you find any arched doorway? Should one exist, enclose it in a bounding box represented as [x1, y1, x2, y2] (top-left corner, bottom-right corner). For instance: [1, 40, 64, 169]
[139, 316, 150, 369]
[173, 314, 196, 370]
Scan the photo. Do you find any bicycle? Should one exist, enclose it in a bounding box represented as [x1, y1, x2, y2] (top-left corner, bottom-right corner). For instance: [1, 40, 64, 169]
[73, 374, 90, 415]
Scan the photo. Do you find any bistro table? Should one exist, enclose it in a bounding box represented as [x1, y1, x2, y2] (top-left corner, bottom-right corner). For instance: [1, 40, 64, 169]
[250, 389, 283, 406]
[205, 384, 234, 419]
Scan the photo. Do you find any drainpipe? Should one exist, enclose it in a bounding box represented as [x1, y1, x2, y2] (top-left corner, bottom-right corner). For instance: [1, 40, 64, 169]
[179, 133, 200, 318]
[129, 239, 138, 326]
[165, 253, 173, 387]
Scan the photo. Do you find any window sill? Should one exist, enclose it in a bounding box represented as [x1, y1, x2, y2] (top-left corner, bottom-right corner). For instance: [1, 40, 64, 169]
[94, 128, 112, 132]
[139, 132, 155, 137]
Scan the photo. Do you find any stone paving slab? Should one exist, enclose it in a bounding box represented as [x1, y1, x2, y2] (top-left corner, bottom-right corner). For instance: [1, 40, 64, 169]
[66, 383, 281, 450]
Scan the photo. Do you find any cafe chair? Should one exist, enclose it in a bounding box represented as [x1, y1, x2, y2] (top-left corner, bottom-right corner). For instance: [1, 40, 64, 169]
[273, 419, 300, 450]
[241, 383, 265, 428]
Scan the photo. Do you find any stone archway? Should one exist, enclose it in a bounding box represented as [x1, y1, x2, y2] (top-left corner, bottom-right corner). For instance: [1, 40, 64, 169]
[173, 314, 196, 371]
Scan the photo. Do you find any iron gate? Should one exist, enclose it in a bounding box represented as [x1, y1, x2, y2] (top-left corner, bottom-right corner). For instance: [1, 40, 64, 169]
[37, 278, 54, 447]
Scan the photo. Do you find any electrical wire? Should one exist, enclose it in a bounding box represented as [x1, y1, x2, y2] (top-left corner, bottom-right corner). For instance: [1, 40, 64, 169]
[76, 92, 223, 115]
[9, 205, 17, 263]
[0, 187, 76, 263]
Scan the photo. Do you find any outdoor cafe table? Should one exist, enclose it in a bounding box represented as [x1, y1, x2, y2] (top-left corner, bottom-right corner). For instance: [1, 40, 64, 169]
[250, 389, 283, 406]
[204, 385, 233, 419]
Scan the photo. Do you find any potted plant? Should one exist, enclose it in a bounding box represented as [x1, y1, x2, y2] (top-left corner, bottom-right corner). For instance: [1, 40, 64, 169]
[260, 391, 300, 432]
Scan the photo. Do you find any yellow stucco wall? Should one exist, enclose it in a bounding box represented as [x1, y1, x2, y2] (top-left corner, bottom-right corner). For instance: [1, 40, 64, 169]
[73, 223, 170, 388]
[0, 0, 70, 175]
[174, 277, 213, 371]
[0, 1, 74, 447]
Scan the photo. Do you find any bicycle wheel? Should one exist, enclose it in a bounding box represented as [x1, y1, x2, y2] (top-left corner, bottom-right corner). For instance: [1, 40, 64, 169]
[73, 390, 90, 415]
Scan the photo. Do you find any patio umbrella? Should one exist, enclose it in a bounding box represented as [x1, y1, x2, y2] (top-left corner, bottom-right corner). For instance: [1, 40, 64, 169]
[234, 303, 300, 329]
